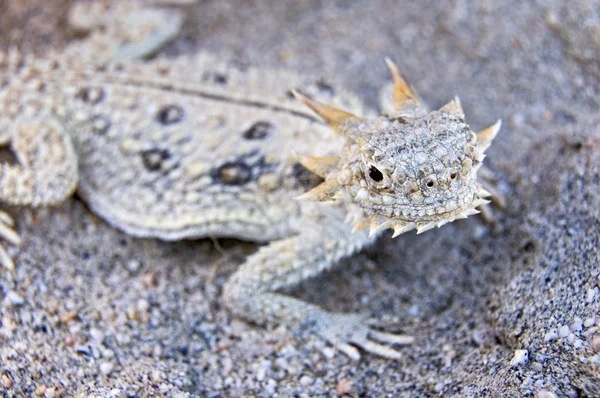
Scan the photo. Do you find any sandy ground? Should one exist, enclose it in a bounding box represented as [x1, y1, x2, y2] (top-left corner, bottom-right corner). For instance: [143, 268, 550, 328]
[1, 0, 599, 397]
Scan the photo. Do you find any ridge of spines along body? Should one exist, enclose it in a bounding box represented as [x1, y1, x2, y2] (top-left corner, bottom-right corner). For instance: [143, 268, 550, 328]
[293, 58, 501, 238]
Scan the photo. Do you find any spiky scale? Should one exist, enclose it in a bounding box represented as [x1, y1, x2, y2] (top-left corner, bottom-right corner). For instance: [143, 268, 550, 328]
[384, 57, 419, 110]
[439, 96, 465, 119]
[297, 155, 338, 178]
[291, 90, 359, 130]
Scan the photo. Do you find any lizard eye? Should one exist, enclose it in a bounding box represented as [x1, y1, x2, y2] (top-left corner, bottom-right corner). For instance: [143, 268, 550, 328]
[368, 165, 384, 182]
[450, 171, 458, 180]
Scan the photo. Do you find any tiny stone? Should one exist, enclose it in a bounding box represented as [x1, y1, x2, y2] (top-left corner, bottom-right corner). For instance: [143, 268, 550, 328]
[584, 317, 596, 327]
[44, 388, 56, 398]
[558, 325, 570, 337]
[299, 375, 313, 386]
[544, 329, 558, 342]
[321, 347, 336, 359]
[574, 339, 583, 349]
[90, 328, 105, 343]
[536, 391, 557, 398]
[100, 361, 114, 375]
[256, 366, 267, 382]
[59, 311, 79, 324]
[509, 349, 529, 367]
[570, 318, 583, 332]
[6, 291, 24, 306]
[592, 337, 600, 353]
[126, 259, 141, 272]
[35, 385, 47, 396]
[336, 379, 353, 395]
[1, 375, 12, 388]
[586, 288, 597, 303]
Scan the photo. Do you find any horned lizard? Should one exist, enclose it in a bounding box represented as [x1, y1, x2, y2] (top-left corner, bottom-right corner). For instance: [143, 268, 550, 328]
[0, 1, 501, 359]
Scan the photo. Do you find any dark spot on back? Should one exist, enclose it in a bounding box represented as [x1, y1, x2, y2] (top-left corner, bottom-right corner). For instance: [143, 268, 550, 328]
[141, 148, 171, 171]
[76, 87, 104, 105]
[90, 114, 111, 135]
[0, 143, 20, 166]
[243, 121, 274, 140]
[202, 71, 228, 85]
[156, 105, 184, 125]
[214, 162, 252, 185]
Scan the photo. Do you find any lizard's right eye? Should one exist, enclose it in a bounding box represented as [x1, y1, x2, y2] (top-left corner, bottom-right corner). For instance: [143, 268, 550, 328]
[368, 166, 384, 182]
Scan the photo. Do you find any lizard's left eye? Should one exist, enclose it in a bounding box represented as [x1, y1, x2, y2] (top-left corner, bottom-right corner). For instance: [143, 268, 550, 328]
[368, 166, 384, 182]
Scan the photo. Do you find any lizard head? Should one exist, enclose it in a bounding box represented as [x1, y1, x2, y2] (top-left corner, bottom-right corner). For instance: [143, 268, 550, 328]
[294, 59, 501, 237]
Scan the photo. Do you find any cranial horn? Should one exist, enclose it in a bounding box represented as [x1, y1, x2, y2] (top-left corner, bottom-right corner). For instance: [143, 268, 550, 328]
[476, 119, 502, 153]
[439, 96, 465, 119]
[292, 90, 359, 130]
[297, 155, 337, 178]
[384, 57, 419, 110]
[295, 179, 339, 202]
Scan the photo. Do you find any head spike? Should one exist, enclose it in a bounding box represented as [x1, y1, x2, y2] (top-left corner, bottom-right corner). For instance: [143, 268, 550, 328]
[384, 58, 419, 110]
[295, 179, 339, 202]
[436, 219, 451, 228]
[476, 120, 502, 153]
[297, 155, 338, 178]
[460, 208, 481, 218]
[369, 217, 391, 237]
[476, 185, 493, 198]
[439, 96, 464, 119]
[416, 222, 436, 234]
[292, 90, 359, 130]
[352, 218, 369, 233]
[391, 222, 416, 238]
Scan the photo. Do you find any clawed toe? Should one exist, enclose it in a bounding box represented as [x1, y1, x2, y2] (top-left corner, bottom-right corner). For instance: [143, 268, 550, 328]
[0, 210, 21, 271]
[309, 311, 414, 360]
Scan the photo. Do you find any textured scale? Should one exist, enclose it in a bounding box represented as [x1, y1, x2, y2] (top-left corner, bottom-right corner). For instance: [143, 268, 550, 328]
[0, 1, 502, 360]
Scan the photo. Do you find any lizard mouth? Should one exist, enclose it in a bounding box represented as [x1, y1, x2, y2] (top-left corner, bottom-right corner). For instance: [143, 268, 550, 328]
[355, 194, 491, 237]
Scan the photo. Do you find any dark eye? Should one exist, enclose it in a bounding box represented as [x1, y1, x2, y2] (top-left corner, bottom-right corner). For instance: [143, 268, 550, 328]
[450, 172, 458, 180]
[426, 179, 435, 187]
[368, 166, 384, 182]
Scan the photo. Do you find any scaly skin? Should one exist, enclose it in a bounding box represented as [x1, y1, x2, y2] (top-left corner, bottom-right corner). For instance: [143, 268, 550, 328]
[0, 2, 500, 360]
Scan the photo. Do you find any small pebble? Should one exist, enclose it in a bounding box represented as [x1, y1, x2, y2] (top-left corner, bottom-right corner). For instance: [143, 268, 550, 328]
[99, 361, 114, 375]
[5, 291, 24, 306]
[592, 337, 600, 353]
[570, 318, 583, 332]
[44, 388, 55, 398]
[35, 385, 47, 396]
[336, 378, 353, 395]
[126, 259, 141, 272]
[558, 325, 570, 338]
[584, 317, 596, 327]
[510, 349, 529, 367]
[536, 391, 557, 398]
[586, 288, 597, 303]
[299, 375, 313, 386]
[59, 311, 79, 324]
[89, 328, 104, 344]
[1, 375, 12, 388]
[544, 329, 558, 342]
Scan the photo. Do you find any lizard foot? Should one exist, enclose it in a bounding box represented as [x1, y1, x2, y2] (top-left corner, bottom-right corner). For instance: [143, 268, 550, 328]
[303, 310, 414, 360]
[0, 210, 21, 271]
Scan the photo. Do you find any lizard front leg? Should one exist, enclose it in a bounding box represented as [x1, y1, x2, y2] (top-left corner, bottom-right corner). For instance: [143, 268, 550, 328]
[223, 207, 414, 360]
[0, 117, 78, 270]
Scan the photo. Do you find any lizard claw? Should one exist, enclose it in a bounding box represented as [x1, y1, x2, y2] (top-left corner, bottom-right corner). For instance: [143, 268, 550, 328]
[304, 311, 414, 360]
[0, 210, 21, 271]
